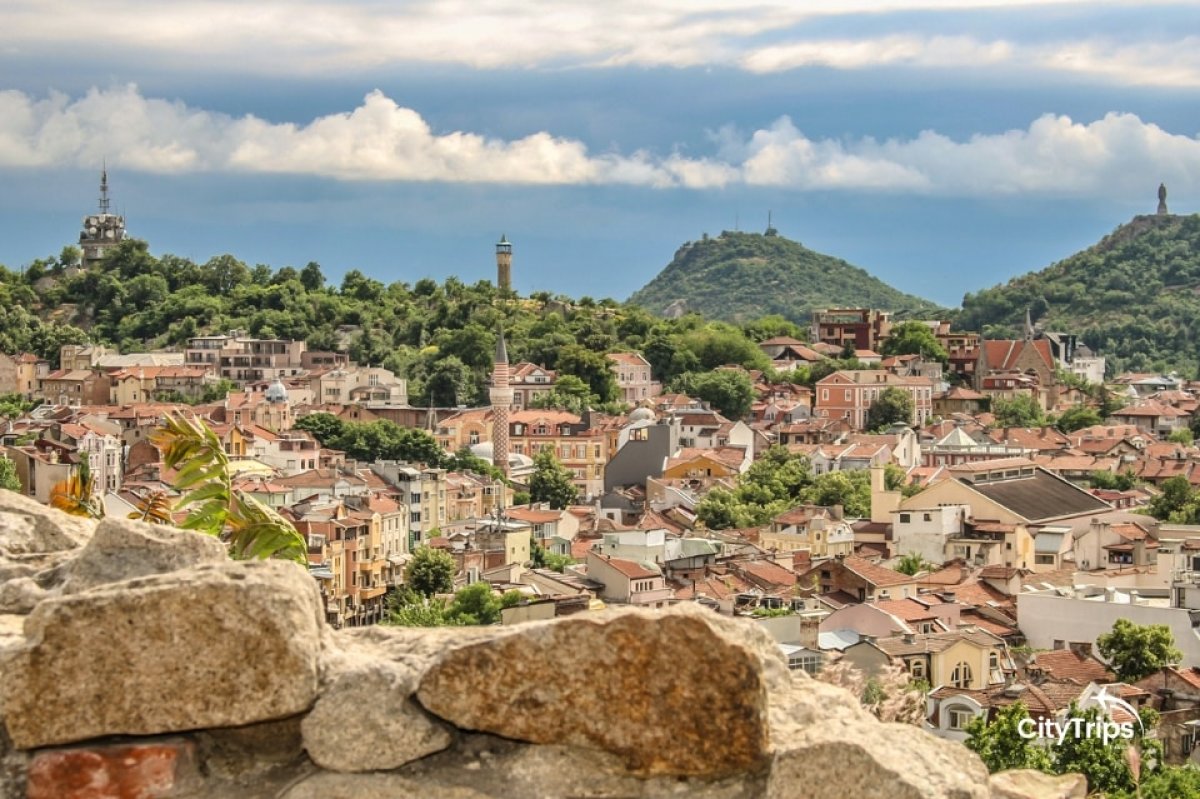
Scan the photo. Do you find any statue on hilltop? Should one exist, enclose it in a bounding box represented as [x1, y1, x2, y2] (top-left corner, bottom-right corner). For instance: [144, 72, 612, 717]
[1158, 183, 1169, 216]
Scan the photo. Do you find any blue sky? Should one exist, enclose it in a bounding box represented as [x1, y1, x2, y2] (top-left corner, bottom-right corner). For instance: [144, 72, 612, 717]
[2, 1, 1199, 308]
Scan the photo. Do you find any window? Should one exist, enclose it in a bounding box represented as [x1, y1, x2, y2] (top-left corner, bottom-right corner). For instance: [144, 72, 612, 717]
[923, 513, 932, 522]
[947, 708, 974, 731]
[989, 652, 1000, 670]
[951, 661, 973, 689]
[899, 513, 910, 523]
[909, 660, 926, 679]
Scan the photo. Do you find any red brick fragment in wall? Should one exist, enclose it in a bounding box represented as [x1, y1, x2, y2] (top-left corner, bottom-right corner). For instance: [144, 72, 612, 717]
[27, 740, 195, 799]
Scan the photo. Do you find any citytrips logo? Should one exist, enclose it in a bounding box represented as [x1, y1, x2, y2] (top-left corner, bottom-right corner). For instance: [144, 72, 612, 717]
[1017, 686, 1143, 745]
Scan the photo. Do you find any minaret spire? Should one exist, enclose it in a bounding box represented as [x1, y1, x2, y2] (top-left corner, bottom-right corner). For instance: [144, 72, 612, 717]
[489, 326, 512, 477]
[1023, 307, 1034, 341]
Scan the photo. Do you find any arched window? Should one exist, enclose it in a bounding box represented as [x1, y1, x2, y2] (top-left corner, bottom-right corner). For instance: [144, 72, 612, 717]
[909, 660, 926, 680]
[951, 661, 973, 688]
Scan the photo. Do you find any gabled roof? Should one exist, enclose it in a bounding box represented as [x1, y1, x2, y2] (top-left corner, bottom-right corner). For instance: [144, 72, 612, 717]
[838, 556, 913, 587]
[981, 339, 1054, 372]
[1029, 650, 1114, 685]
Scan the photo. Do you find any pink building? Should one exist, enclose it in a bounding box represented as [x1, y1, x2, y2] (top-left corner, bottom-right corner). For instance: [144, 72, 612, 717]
[608, 352, 662, 406]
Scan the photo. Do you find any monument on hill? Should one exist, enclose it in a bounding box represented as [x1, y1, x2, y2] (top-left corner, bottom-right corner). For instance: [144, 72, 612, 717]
[1158, 183, 1169, 216]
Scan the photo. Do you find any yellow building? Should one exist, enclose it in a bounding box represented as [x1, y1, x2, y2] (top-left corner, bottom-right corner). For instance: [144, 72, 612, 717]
[874, 628, 1009, 691]
[662, 446, 748, 482]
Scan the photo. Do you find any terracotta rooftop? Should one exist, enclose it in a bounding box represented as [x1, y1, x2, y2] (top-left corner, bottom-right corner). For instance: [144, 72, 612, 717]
[1029, 650, 1114, 685]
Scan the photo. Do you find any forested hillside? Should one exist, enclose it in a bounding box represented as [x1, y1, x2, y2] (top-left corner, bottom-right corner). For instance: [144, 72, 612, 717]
[628, 231, 941, 323]
[0, 239, 807, 408]
[958, 214, 1200, 376]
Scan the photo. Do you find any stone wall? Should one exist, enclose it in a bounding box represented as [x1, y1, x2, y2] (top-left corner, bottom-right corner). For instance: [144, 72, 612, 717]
[0, 490, 1083, 798]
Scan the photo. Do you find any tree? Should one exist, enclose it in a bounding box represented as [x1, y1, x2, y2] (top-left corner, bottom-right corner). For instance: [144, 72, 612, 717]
[894, 552, 933, 576]
[880, 321, 948, 362]
[199, 378, 237, 404]
[151, 413, 307, 563]
[802, 470, 871, 517]
[1056, 405, 1102, 433]
[1090, 469, 1136, 491]
[992, 395, 1046, 428]
[1051, 704, 1142, 796]
[0, 456, 21, 492]
[388, 597, 455, 627]
[1168, 428, 1194, 445]
[529, 449, 579, 510]
[865, 387, 914, 431]
[445, 582, 502, 625]
[293, 412, 346, 445]
[299, 261, 325, 292]
[1148, 475, 1200, 523]
[964, 702, 1052, 773]
[528, 374, 595, 415]
[668, 370, 755, 420]
[1096, 619, 1181, 682]
[556, 345, 619, 404]
[405, 546, 456, 597]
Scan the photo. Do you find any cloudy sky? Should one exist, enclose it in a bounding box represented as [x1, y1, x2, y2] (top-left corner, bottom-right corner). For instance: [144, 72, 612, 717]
[2, 1, 1198, 307]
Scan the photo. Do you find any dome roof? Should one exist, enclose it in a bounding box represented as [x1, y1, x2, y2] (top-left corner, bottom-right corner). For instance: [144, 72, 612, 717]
[265, 379, 289, 403]
[629, 407, 655, 422]
[469, 441, 533, 469]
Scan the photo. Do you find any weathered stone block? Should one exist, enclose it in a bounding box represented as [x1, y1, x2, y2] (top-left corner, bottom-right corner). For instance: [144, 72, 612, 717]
[989, 769, 1087, 799]
[26, 738, 198, 799]
[2, 560, 323, 749]
[416, 604, 773, 778]
[302, 660, 452, 772]
[767, 677, 990, 799]
[0, 489, 94, 583]
[60, 516, 228, 594]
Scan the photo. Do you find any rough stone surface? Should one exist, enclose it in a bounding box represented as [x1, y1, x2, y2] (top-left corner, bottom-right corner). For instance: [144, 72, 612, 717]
[0, 575, 46, 613]
[417, 604, 773, 778]
[988, 770, 1088, 799]
[26, 739, 198, 799]
[196, 716, 306, 777]
[766, 675, 990, 799]
[60, 516, 228, 595]
[400, 733, 763, 799]
[302, 660, 452, 772]
[2, 560, 324, 748]
[283, 773, 493, 799]
[0, 490, 94, 580]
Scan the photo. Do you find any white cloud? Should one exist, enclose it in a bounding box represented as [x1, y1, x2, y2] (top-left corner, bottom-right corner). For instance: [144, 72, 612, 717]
[4, 86, 1200, 198]
[740, 34, 1200, 87]
[5, 1, 1198, 86]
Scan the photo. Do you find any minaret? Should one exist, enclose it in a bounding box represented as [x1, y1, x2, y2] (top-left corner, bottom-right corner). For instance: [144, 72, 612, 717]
[1023, 307, 1034, 341]
[489, 327, 512, 477]
[496, 235, 513, 294]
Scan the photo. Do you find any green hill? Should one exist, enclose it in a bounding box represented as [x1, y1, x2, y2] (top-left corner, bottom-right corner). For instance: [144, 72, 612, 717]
[958, 214, 1200, 375]
[627, 231, 941, 323]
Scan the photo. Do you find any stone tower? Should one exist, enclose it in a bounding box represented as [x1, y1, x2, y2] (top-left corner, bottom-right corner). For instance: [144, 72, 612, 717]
[79, 167, 127, 269]
[489, 327, 512, 477]
[1158, 183, 1169, 216]
[496, 235, 513, 294]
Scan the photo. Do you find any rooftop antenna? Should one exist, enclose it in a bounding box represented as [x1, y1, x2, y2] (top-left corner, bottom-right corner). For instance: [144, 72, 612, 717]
[765, 210, 778, 237]
[98, 161, 111, 215]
